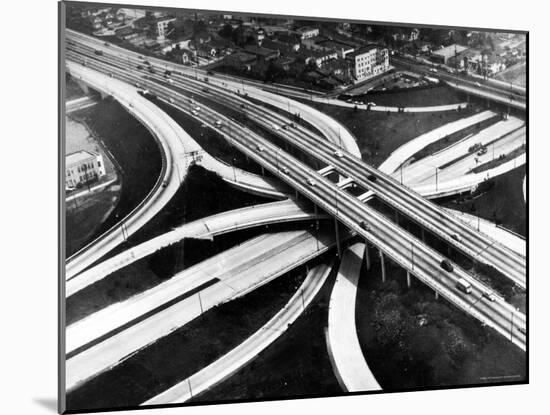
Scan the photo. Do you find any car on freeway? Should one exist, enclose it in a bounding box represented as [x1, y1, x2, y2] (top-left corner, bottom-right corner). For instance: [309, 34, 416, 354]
[191, 110, 198, 115]
[482, 291, 497, 302]
[138, 55, 144, 60]
[167, 79, 174, 84]
[215, 120, 222, 127]
[256, 145, 265, 152]
[108, 73, 113, 77]
[306, 178, 316, 186]
[281, 166, 290, 174]
[334, 150, 344, 158]
[104, 42, 110, 46]
[272, 124, 281, 131]
[137, 65, 144, 70]
[367, 102, 377, 107]
[475, 82, 481, 87]
[450, 233, 462, 242]
[440, 259, 454, 272]
[518, 326, 526, 335]
[367, 174, 377, 182]
[430, 68, 437, 73]
[455, 277, 472, 294]
[477, 147, 488, 156]
[194, 106, 201, 111]
[168, 97, 175, 104]
[162, 180, 168, 188]
[359, 220, 371, 231]
[282, 124, 290, 130]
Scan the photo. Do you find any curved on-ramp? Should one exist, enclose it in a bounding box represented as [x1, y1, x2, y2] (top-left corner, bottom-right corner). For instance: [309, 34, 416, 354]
[67, 199, 328, 297]
[326, 243, 381, 392]
[142, 261, 334, 405]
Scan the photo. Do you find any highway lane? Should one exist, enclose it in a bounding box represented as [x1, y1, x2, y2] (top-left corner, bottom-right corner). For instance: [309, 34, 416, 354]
[66, 229, 341, 391]
[417, 128, 525, 185]
[67, 199, 327, 297]
[66, 35, 526, 349]
[401, 120, 525, 185]
[391, 56, 526, 104]
[66, 31, 362, 158]
[379, 111, 497, 174]
[142, 261, 334, 405]
[326, 243, 381, 392]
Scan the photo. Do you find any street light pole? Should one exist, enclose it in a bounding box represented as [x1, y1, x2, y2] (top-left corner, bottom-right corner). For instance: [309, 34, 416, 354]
[435, 167, 439, 191]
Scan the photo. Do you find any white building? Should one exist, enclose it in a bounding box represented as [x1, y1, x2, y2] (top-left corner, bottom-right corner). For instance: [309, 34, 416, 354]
[154, 17, 177, 40]
[346, 46, 390, 83]
[296, 26, 320, 40]
[66, 150, 106, 189]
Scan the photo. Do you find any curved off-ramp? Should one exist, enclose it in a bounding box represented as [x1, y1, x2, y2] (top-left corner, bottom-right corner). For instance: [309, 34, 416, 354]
[326, 243, 381, 392]
[65, 63, 286, 280]
[142, 261, 334, 405]
[67, 199, 327, 297]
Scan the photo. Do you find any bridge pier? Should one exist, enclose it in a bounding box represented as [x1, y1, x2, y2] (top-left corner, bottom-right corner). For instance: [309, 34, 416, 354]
[379, 250, 386, 282]
[421, 228, 426, 242]
[435, 291, 439, 300]
[364, 243, 371, 270]
[394, 211, 399, 224]
[406, 271, 411, 289]
[76, 80, 90, 95]
[261, 166, 265, 176]
[334, 219, 341, 257]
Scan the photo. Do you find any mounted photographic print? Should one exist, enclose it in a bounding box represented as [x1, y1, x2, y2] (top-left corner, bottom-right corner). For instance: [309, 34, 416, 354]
[59, 0, 527, 413]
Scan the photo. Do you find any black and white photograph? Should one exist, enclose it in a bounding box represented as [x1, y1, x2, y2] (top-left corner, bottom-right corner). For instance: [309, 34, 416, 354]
[58, 0, 529, 413]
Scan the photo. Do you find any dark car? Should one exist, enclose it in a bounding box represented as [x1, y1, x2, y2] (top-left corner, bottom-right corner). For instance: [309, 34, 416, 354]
[137, 65, 144, 70]
[440, 259, 454, 272]
[359, 221, 371, 231]
[94, 50, 103, 56]
[367, 175, 377, 182]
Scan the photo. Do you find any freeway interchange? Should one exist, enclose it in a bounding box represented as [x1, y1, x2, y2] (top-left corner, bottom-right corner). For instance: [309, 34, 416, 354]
[64, 29, 527, 401]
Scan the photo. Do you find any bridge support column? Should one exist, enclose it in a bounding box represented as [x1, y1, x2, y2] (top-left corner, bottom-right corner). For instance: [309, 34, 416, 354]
[364, 243, 371, 270]
[76, 80, 89, 95]
[394, 211, 399, 224]
[261, 166, 265, 176]
[421, 228, 426, 242]
[379, 250, 386, 282]
[435, 291, 439, 300]
[334, 219, 341, 257]
[406, 271, 411, 289]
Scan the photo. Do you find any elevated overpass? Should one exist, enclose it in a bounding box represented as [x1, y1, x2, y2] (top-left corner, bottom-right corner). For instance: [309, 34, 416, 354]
[65, 32, 527, 359]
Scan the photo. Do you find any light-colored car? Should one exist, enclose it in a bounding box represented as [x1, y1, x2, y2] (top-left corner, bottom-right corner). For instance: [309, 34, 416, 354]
[194, 106, 201, 111]
[272, 124, 281, 131]
[191, 110, 198, 116]
[334, 150, 344, 158]
[306, 178, 316, 186]
[281, 166, 290, 174]
[169, 97, 175, 103]
[475, 82, 481, 87]
[256, 145, 265, 152]
[215, 120, 222, 127]
[430, 68, 438, 73]
[483, 291, 497, 302]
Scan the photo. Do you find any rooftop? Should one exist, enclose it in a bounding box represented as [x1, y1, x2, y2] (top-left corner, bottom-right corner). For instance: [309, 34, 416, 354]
[432, 44, 468, 59]
[347, 45, 383, 58]
[66, 150, 98, 166]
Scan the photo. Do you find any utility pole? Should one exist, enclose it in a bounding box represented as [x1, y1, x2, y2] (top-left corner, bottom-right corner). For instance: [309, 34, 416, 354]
[435, 167, 439, 191]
